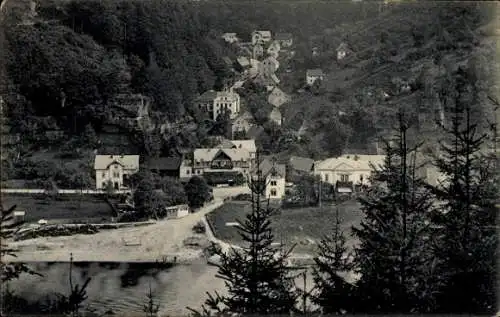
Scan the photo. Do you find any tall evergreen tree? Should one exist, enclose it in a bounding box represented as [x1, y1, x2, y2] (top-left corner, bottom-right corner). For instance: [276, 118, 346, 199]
[188, 152, 297, 316]
[312, 206, 356, 314]
[429, 66, 498, 313]
[351, 110, 438, 313]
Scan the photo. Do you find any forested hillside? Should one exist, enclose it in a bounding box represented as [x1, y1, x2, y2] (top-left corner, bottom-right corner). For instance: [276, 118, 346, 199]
[2, 0, 497, 162]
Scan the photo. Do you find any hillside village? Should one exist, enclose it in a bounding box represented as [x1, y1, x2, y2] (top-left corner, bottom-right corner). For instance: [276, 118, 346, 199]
[1, 1, 499, 315]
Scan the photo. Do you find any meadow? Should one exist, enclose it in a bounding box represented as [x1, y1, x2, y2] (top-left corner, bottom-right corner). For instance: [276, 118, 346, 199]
[206, 200, 363, 254]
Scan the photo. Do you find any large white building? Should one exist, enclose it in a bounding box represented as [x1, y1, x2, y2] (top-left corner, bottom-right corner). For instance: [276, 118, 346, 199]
[94, 155, 140, 190]
[313, 154, 386, 192]
[196, 90, 241, 121]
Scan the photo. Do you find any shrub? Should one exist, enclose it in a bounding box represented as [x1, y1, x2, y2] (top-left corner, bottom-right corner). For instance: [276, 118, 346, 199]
[192, 221, 206, 234]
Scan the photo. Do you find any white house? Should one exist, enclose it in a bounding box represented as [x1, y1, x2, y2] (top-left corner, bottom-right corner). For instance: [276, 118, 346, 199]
[252, 158, 286, 200]
[313, 154, 386, 192]
[336, 42, 352, 61]
[269, 108, 282, 126]
[196, 90, 241, 121]
[306, 69, 325, 86]
[221, 33, 239, 44]
[267, 40, 281, 58]
[251, 30, 272, 45]
[94, 155, 140, 190]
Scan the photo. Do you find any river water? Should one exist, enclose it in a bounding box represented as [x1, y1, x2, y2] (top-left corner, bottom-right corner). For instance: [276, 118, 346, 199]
[5, 261, 316, 316]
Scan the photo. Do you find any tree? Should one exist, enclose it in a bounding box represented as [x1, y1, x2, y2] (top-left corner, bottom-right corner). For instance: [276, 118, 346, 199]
[160, 177, 188, 206]
[143, 283, 160, 317]
[81, 123, 98, 149]
[312, 206, 356, 314]
[188, 153, 297, 316]
[184, 176, 211, 209]
[133, 177, 157, 218]
[428, 67, 498, 314]
[351, 110, 438, 313]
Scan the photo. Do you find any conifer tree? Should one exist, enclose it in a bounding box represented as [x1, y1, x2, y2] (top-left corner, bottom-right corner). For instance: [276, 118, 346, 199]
[188, 151, 297, 316]
[429, 66, 498, 313]
[352, 110, 438, 313]
[312, 206, 356, 314]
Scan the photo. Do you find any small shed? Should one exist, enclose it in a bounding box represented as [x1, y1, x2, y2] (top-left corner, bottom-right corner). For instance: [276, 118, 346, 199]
[13, 210, 26, 223]
[164, 204, 190, 219]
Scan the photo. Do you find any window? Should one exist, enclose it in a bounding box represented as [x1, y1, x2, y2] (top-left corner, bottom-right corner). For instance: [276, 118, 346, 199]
[270, 180, 277, 186]
[325, 174, 329, 182]
[102, 172, 106, 178]
[113, 172, 120, 178]
[187, 169, 190, 174]
[340, 174, 349, 182]
[360, 174, 364, 181]
[114, 165, 118, 169]
[270, 189, 277, 196]
[197, 170, 201, 174]
[102, 182, 106, 188]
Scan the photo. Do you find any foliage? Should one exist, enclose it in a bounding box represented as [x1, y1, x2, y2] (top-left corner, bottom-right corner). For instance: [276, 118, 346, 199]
[312, 206, 356, 314]
[1, 204, 40, 283]
[184, 176, 211, 209]
[427, 67, 498, 313]
[188, 154, 297, 316]
[352, 110, 438, 313]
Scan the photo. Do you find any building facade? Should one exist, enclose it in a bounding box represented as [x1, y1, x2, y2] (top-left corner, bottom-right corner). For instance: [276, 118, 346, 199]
[306, 69, 325, 86]
[251, 30, 272, 45]
[252, 159, 286, 200]
[313, 154, 386, 193]
[196, 90, 241, 121]
[94, 155, 140, 190]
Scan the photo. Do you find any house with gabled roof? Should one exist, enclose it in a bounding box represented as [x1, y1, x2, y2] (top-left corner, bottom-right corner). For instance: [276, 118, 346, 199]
[221, 32, 239, 44]
[253, 44, 264, 59]
[274, 33, 293, 47]
[268, 87, 291, 108]
[267, 40, 281, 59]
[336, 42, 353, 61]
[269, 108, 282, 126]
[251, 158, 286, 200]
[94, 155, 140, 190]
[251, 30, 272, 45]
[306, 69, 325, 86]
[193, 147, 252, 179]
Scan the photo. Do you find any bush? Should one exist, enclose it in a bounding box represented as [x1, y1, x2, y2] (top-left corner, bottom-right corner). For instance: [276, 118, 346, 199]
[233, 193, 252, 201]
[192, 221, 206, 234]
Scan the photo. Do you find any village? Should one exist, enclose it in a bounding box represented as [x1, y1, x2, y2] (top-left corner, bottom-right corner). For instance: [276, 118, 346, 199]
[2, 28, 456, 263]
[1, 0, 499, 314]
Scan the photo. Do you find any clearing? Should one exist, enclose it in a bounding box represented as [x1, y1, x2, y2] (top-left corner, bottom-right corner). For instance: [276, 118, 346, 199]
[206, 200, 363, 254]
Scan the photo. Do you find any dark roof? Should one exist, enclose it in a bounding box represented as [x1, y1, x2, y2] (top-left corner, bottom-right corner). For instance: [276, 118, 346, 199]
[289, 156, 314, 172]
[306, 69, 324, 77]
[147, 157, 182, 171]
[275, 33, 293, 41]
[197, 90, 218, 102]
[254, 158, 286, 178]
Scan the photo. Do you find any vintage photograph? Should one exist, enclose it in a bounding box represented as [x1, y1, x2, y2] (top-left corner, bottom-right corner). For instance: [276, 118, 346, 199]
[0, 0, 498, 316]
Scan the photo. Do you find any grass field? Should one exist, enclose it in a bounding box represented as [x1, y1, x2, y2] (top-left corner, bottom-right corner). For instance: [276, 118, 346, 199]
[2, 194, 114, 224]
[206, 200, 363, 254]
